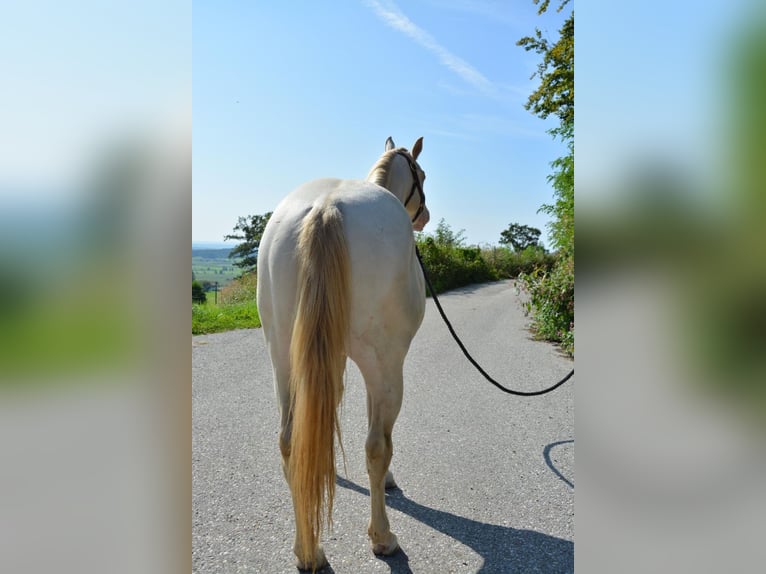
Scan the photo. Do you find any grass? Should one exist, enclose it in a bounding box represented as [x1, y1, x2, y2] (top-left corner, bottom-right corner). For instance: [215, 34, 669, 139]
[192, 269, 261, 335]
[192, 299, 261, 335]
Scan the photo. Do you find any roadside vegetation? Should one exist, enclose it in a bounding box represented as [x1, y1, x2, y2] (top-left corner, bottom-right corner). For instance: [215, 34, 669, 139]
[414, 219, 554, 295]
[192, 217, 557, 337]
[192, 273, 260, 334]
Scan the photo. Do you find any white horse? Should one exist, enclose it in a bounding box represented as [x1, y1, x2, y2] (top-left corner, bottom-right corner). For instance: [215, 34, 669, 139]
[256, 137, 430, 571]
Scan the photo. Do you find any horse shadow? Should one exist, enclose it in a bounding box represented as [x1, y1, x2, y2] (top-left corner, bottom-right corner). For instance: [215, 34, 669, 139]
[336, 476, 573, 574]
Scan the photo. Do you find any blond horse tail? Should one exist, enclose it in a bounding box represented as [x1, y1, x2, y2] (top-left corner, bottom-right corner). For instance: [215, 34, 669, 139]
[288, 200, 349, 569]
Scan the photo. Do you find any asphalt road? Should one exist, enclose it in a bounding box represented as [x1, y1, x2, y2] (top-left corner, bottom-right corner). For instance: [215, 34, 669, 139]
[193, 280, 574, 574]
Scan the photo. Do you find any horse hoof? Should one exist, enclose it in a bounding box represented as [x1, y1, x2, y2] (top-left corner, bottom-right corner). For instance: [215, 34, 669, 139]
[295, 546, 328, 572]
[372, 532, 399, 556]
[384, 470, 398, 490]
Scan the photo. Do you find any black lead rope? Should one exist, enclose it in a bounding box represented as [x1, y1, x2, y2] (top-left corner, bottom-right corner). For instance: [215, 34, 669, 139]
[415, 246, 574, 397]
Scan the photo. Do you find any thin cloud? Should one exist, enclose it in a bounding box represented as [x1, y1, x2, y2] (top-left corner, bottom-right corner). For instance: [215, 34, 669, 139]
[364, 0, 496, 97]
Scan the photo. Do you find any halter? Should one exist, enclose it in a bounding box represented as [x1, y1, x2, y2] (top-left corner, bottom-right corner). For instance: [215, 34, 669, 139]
[395, 150, 426, 223]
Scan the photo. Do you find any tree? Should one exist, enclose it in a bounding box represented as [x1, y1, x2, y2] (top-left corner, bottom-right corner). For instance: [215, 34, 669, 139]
[499, 223, 542, 251]
[192, 280, 207, 304]
[516, 0, 574, 355]
[433, 218, 466, 248]
[541, 145, 573, 257]
[517, 0, 573, 141]
[518, 0, 574, 256]
[224, 212, 272, 273]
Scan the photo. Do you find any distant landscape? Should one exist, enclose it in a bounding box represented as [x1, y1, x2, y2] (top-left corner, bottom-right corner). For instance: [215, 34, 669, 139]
[192, 247, 242, 287]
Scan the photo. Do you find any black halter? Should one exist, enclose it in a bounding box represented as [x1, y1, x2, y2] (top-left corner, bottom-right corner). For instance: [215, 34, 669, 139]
[396, 150, 426, 223]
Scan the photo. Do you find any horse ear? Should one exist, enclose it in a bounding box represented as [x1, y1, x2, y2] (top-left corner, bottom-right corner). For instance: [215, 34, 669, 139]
[385, 137, 395, 151]
[411, 136, 423, 160]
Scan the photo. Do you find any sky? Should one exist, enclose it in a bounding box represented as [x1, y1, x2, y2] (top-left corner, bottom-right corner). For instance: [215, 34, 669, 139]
[193, 0, 570, 248]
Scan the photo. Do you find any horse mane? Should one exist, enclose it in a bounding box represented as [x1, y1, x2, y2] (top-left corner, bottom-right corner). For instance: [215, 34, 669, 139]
[366, 148, 409, 189]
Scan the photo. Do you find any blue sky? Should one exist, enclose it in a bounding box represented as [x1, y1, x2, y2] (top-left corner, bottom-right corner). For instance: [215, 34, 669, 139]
[193, 0, 569, 247]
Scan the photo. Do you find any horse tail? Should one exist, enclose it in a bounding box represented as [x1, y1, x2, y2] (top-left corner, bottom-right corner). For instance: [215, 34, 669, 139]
[288, 199, 349, 568]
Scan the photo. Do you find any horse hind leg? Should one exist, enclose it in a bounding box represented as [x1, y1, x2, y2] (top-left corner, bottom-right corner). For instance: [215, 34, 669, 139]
[359, 356, 404, 556]
[366, 427, 399, 556]
[365, 393, 398, 490]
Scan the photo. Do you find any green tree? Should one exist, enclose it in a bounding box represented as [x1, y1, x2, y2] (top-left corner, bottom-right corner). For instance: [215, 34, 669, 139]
[541, 147, 573, 257]
[224, 212, 272, 273]
[517, 0, 574, 355]
[517, 0, 573, 141]
[192, 280, 207, 304]
[433, 218, 466, 248]
[517, 0, 574, 257]
[499, 223, 542, 252]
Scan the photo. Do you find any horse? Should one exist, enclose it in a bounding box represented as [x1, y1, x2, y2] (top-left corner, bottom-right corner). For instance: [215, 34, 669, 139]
[256, 136, 430, 571]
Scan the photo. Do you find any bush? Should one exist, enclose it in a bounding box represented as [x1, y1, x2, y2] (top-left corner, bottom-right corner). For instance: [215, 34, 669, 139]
[415, 219, 558, 295]
[518, 254, 574, 355]
[220, 272, 257, 304]
[192, 280, 207, 304]
[481, 245, 556, 278]
[416, 235, 498, 294]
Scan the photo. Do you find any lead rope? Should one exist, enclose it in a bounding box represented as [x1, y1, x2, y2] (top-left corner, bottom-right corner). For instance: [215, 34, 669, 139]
[415, 245, 574, 396]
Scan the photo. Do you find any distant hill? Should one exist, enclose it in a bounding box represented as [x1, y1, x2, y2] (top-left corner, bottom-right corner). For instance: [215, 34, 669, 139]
[192, 241, 239, 250]
[192, 248, 232, 259]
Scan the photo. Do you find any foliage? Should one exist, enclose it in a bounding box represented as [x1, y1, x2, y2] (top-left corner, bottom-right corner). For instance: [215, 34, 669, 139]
[516, 0, 574, 354]
[219, 272, 257, 304]
[192, 272, 261, 334]
[541, 146, 574, 257]
[519, 255, 574, 355]
[415, 220, 555, 294]
[482, 245, 555, 279]
[224, 212, 272, 273]
[516, 0, 573, 141]
[432, 218, 467, 248]
[518, 0, 574, 258]
[415, 219, 498, 294]
[192, 280, 207, 304]
[499, 223, 543, 252]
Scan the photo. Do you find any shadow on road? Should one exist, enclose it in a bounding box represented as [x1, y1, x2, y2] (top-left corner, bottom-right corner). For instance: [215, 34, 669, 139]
[336, 476, 573, 574]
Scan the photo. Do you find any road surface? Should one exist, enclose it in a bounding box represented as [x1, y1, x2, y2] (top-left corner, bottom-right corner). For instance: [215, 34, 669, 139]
[193, 280, 574, 573]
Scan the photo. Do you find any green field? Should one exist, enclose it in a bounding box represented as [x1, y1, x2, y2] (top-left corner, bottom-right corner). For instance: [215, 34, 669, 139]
[192, 248, 241, 286]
